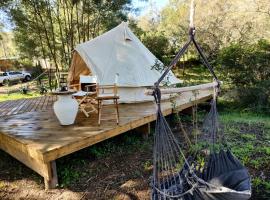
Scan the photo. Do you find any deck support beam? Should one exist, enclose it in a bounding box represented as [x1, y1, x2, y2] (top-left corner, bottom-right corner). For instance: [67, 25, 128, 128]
[135, 123, 150, 139]
[0, 133, 59, 189]
[44, 161, 58, 189]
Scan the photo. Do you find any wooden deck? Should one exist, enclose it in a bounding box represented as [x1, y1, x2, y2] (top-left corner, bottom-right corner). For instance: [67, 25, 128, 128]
[0, 95, 57, 117]
[0, 88, 213, 189]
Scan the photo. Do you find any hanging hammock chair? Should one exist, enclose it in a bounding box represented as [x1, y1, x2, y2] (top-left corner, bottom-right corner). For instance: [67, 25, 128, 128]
[150, 1, 252, 199]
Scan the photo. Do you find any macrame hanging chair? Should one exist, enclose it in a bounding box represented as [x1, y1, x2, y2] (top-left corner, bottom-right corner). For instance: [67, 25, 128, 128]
[150, 1, 252, 199]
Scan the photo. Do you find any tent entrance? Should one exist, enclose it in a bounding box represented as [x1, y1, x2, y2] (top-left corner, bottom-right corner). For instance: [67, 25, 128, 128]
[68, 51, 91, 85]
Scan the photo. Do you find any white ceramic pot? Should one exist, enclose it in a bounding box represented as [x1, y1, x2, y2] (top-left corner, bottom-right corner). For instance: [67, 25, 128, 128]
[53, 94, 79, 125]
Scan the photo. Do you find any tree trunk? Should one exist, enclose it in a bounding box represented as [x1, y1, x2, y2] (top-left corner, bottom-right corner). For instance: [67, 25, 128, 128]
[63, 0, 71, 62]
[33, 3, 59, 77]
[46, 0, 60, 74]
[76, 2, 80, 43]
[56, 0, 68, 68]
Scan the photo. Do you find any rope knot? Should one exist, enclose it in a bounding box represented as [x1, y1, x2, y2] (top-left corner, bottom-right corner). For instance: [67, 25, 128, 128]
[153, 86, 161, 105]
[189, 27, 196, 38]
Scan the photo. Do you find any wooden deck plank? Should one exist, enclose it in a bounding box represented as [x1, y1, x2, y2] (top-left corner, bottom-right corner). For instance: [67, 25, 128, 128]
[7, 99, 28, 116]
[17, 98, 36, 115]
[31, 96, 44, 112]
[37, 96, 49, 111]
[0, 96, 55, 117]
[24, 98, 36, 113]
[0, 100, 20, 116]
[0, 100, 11, 110]
[42, 95, 51, 110]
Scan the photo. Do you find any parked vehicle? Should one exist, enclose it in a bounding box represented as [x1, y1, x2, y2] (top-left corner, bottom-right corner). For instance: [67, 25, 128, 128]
[0, 71, 31, 85]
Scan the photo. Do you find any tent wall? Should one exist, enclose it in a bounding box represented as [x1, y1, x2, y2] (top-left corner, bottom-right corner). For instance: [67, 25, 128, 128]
[117, 87, 153, 103]
[101, 87, 174, 103]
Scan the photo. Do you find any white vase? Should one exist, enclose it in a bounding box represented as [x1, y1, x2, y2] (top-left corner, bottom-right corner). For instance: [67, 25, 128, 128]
[53, 95, 79, 125]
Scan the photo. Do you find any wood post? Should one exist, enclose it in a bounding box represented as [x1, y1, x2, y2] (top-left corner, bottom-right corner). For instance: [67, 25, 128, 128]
[44, 161, 58, 190]
[135, 123, 151, 139]
[0, 133, 59, 189]
[181, 107, 193, 115]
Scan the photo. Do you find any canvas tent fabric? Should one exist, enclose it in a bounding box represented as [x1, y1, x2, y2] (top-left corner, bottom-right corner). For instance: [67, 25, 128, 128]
[68, 22, 181, 103]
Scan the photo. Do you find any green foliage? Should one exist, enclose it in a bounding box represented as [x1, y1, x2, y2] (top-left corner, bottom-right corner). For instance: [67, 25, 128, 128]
[143, 160, 152, 171]
[58, 166, 81, 187]
[31, 63, 44, 79]
[216, 39, 270, 87]
[88, 133, 146, 159]
[217, 110, 270, 198]
[141, 32, 170, 63]
[20, 85, 29, 94]
[4, 0, 132, 70]
[57, 158, 88, 187]
[240, 133, 256, 141]
[252, 177, 270, 198]
[216, 40, 270, 112]
[0, 92, 41, 102]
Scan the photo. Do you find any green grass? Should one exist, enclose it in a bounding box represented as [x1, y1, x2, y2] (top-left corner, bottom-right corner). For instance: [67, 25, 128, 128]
[173, 64, 219, 85]
[220, 111, 270, 128]
[0, 92, 41, 102]
[219, 108, 270, 198]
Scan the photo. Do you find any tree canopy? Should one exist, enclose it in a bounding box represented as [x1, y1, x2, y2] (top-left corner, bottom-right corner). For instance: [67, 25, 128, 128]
[136, 0, 270, 60]
[1, 0, 133, 72]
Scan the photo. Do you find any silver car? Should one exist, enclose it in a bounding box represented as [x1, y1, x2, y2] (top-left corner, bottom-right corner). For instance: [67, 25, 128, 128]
[0, 71, 31, 85]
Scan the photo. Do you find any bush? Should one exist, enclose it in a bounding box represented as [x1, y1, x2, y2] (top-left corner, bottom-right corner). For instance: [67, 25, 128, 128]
[31, 63, 44, 79]
[224, 81, 270, 113]
[216, 40, 270, 112]
[141, 32, 170, 63]
[216, 39, 270, 87]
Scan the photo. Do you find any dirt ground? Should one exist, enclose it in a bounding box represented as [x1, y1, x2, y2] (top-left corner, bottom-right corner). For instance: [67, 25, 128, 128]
[0, 151, 152, 200]
[0, 133, 153, 200]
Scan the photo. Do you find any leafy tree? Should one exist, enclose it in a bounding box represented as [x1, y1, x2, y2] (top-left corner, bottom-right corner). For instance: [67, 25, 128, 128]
[216, 39, 270, 87]
[141, 32, 170, 63]
[216, 39, 270, 110]
[137, 0, 270, 60]
[3, 0, 133, 73]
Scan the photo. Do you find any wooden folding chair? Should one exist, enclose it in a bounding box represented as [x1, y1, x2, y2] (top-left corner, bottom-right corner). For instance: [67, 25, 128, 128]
[96, 74, 120, 125]
[70, 75, 98, 117]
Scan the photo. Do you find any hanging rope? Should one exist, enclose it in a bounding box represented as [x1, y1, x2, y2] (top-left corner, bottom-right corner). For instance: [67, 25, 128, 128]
[192, 90, 199, 144]
[153, 0, 219, 92]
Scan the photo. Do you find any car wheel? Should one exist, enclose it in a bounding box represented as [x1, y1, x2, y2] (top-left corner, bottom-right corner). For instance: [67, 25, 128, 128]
[3, 79, 9, 86]
[25, 75, 31, 82]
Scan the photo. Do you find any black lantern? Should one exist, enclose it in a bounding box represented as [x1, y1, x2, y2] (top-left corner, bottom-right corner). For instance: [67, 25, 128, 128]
[59, 77, 68, 91]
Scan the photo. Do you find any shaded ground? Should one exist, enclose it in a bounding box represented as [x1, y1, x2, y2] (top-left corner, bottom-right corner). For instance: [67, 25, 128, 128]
[0, 131, 153, 200]
[0, 109, 270, 200]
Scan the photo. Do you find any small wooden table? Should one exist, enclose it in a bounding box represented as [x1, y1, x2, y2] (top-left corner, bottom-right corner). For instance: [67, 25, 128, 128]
[51, 90, 79, 125]
[51, 89, 77, 95]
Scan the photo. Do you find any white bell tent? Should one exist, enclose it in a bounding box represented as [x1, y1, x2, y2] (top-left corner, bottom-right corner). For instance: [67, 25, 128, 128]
[68, 22, 181, 103]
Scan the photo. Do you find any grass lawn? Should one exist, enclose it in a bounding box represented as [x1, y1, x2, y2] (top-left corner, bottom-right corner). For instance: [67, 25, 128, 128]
[220, 110, 270, 199]
[0, 78, 49, 102]
[0, 92, 41, 102]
